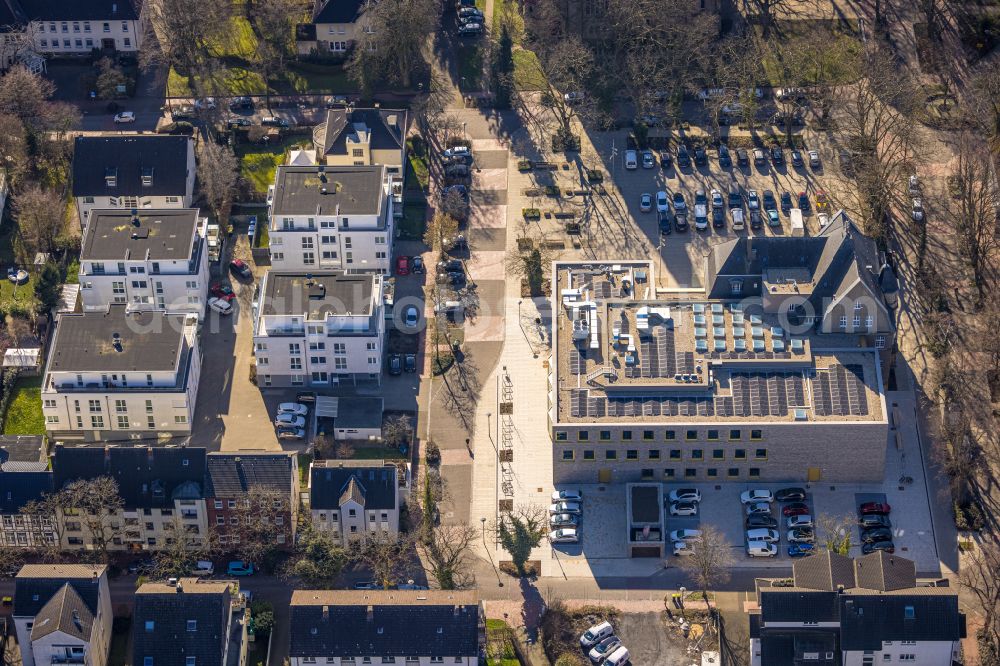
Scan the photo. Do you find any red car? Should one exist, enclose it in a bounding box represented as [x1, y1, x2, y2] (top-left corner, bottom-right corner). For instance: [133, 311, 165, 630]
[782, 502, 810, 517]
[396, 256, 410, 275]
[860, 502, 891, 515]
[229, 259, 253, 281]
[210, 284, 235, 301]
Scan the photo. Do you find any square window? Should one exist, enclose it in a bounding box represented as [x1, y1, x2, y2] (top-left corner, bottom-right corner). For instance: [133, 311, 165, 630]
[707, 468, 718, 477]
[555, 431, 567, 441]
[648, 450, 660, 460]
[685, 430, 698, 440]
[749, 467, 761, 478]
[626, 450, 638, 460]
[665, 430, 676, 440]
[755, 449, 767, 459]
[729, 429, 741, 440]
[734, 449, 747, 460]
[691, 449, 703, 460]
[663, 468, 675, 478]
[599, 430, 611, 441]
[642, 430, 654, 440]
[751, 429, 763, 440]
[583, 450, 595, 461]
[712, 449, 724, 460]
[669, 449, 681, 460]
[186, 658, 195, 666]
[728, 468, 740, 477]
[685, 468, 697, 478]
[605, 450, 617, 460]
[707, 429, 719, 440]
[640, 468, 653, 479]
[622, 430, 632, 441]
[186, 620, 197, 631]
[562, 450, 574, 460]
[578, 431, 589, 442]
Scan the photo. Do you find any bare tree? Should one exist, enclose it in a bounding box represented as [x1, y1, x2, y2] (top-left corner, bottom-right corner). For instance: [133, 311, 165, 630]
[359, 531, 414, 589]
[816, 513, 854, 555]
[505, 237, 556, 296]
[529, 36, 597, 141]
[348, 0, 442, 93]
[13, 184, 67, 257]
[60, 477, 125, 563]
[714, 33, 766, 133]
[439, 188, 469, 224]
[423, 211, 459, 252]
[493, 503, 547, 576]
[960, 538, 1000, 649]
[284, 525, 349, 588]
[248, 0, 301, 108]
[95, 58, 128, 100]
[737, 0, 817, 37]
[228, 486, 292, 566]
[152, 516, 219, 579]
[950, 134, 998, 309]
[0, 113, 29, 187]
[679, 525, 735, 606]
[20, 494, 68, 562]
[197, 141, 240, 222]
[968, 59, 1000, 147]
[382, 413, 412, 448]
[419, 523, 477, 589]
[0, 545, 25, 576]
[140, 0, 233, 82]
[0, 66, 79, 133]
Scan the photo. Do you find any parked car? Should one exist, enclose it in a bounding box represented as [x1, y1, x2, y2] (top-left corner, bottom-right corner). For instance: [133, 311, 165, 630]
[674, 213, 689, 232]
[274, 414, 305, 428]
[403, 306, 419, 328]
[458, 22, 484, 35]
[208, 297, 232, 315]
[745, 528, 780, 543]
[193, 560, 215, 576]
[669, 501, 698, 516]
[815, 191, 829, 212]
[787, 515, 814, 529]
[746, 541, 778, 558]
[740, 489, 774, 504]
[229, 259, 252, 280]
[639, 193, 652, 213]
[588, 636, 622, 664]
[458, 6, 484, 19]
[908, 174, 920, 195]
[736, 149, 749, 166]
[549, 528, 579, 544]
[746, 189, 760, 210]
[694, 147, 707, 166]
[580, 622, 614, 648]
[745, 502, 771, 516]
[641, 150, 655, 169]
[354, 581, 380, 590]
[753, 148, 766, 166]
[770, 145, 784, 164]
[404, 354, 416, 373]
[552, 489, 583, 502]
[862, 540, 895, 555]
[671, 541, 695, 556]
[261, 116, 289, 128]
[766, 209, 780, 227]
[731, 208, 745, 231]
[788, 543, 815, 558]
[442, 145, 471, 159]
[669, 529, 702, 542]
[775, 488, 807, 502]
[787, 528, 815, 544]
[798, 191, 811, 212]
[656, 190, 669, 214]
[668, 488, 701, 503]
[226, 561, 255, 576]
[210, 283, 235, 301]
[783, 502, 810, 517]
[676, 145, 691, 169]
[277, 403, 308, 417]
[226, 118, 251, 129]
[458, 10, 483, 23]
[728, 184, 743, 208]
[550, 513, 580, 528]
[718, 145, 732, 168]
[762, 190, 776, 210]
[862, 527, 893, 544]
[658, 210, 672, 235]
[659, 151, 672, 168]
[411, 256, 425, 274]
[809, 150, 821, 169]
[194, 97, 216, 110]
[388, 353, 402, 375]
[277, 427, 304, 439]
[624, 149, 638, 169]
[749, 210, 763, 230]
[712, 206, 726, 229]
[859, 514, 892, 530]
[780, 191, 793, 214]
[563, 91, 585, 103]
[911, 198, 924, 221]
[672, 191, 687, 213]
[229, 96, 254, 111]
[113, 111, 136, 123]
[791, 150, 803, 167]
[550, 501, 581, 514]
[860, 502, 891, 515]
[745, 514, 777, 529]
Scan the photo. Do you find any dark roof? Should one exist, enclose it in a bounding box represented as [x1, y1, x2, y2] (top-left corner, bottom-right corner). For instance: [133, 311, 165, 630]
[52, 446, 206, 510]
[793, 551, 857, 592]
[13, 565, 105, 618]
[205, 453, 295, 497]
[854, 551, 916, 591]
[289, 591, 479, 658]
[310, 463, 396, 511]
[839, 594, 962, 651]
[0, 469, 52, 514]
[18, 0, 138, 20]
[314, 108, 405, 157]
[133, 582, 232, 666]
[30, 583, 95, 642]
[334, 396, 383, 429]
[81, 209, 200, 262]
[260, 272, 376, 318]
[313, 0, 366, 23]
[0, 0, 22, 26]
[629, 485, 659, 524]
[0, 435, 46, 464]
[48, 307, 188, 374]
[760, 590, 840, 624]
[72, 135, 190, 197]
[270, 165, 384, 217]
[296, 23, 316, 40]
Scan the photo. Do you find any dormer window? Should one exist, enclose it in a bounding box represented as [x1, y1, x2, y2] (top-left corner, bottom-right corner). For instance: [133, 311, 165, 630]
[141, 167, 153, 187]
[729, 279, 743, 295]
[106, 168, 117, 187]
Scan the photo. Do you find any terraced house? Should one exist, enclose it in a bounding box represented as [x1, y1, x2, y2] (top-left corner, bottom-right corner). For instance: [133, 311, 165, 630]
[550, 214, 897, 485]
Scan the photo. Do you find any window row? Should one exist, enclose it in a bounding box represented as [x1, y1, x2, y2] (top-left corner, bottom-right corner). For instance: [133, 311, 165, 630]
[555, 428, 765, 442]
[562, 448, 767, 461]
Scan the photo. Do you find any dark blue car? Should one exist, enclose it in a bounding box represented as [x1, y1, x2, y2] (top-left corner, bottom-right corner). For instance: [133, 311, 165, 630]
[788, 544, 815, 558]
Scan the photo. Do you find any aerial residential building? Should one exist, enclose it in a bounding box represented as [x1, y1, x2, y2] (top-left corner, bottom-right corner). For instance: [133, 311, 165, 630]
[78, 209, 209, 318]
[41, 307, 201, 441]
[312, 108, 407, 170]
[252, 271, 384, 388]
[133, 578, 249, 666]
[288, 590, 483, 666]
[71, 135, 196, 227]
[205, 452, 300, 550]
[309, 460, 400, 546]
[750, 552, 965, 666]
[550, 214, 896, 485]
[13, 564, 113, 666]
[294, 0, 371, 56]
[0, 464, 54, 548]
[50, 445, 208, 553]
[266, 165, 396, 273]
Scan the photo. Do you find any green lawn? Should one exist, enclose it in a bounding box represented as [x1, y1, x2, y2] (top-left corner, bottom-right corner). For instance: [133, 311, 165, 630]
[758, 21, 863, 87]
[399, 203, 427, 240]
[351, 446, 406, 461]
[3, 376, 44, 436]
[406, 142, 429, 191]
[457, 43, 484, 91]
[0, 217, 38, 314]
[297, 453, 312, 488]
[513, 48, 544, 91]
[236, 135, 308, 194]
[485, 619, 519, 666]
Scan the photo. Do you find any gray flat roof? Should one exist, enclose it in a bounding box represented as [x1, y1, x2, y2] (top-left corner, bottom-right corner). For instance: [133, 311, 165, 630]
[271, 165, 384, 216]
[261, 272, 375, 318]
[630, 485, 660, 524]
[82, 209, 199, 261]
[49, 307, 188, 373]
[335, 397, 383, 429]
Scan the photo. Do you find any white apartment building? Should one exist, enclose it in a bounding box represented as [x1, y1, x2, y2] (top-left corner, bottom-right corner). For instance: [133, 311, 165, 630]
[309, 460, 399, 546]
[266, 165, 395, 274]
[253, 271, 384, 388]
[79, 209, 209, 318]
[72, 135, 196, 227]
[13, 565, 113, 666]
[41, 307, 201, 442]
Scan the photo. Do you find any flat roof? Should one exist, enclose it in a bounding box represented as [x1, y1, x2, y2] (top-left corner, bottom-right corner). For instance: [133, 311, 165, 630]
[291, 590, 478, 606]
[48, 307, 188, 373]
[629, 484, 660, 524]
[271, 165, 384, 217]
[137, 579, 235, 595]
[261, 271, 375, 318]
[82, 209, 199, 261]
[554, 262, 884, 424]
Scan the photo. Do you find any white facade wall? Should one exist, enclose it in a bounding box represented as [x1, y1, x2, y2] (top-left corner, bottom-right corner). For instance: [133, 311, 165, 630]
[291, 657, 475, 666]
[0, 514, 56, 549]
[15, 573, 112, 666]
[60, 501, 208, 552]
[843, 642, 959, 666]
[32, 17, 142, 56]
[310, 500, 398, 547]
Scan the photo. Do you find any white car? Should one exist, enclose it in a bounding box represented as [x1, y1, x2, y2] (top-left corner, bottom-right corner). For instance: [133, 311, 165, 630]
[669, 529, 702, 542]
[818, 212, 830, 228]
[442, 145, 471, 159]
[740, 489, 774, 504]
[551, 489, 583, 502]
[745, 528, 780, 543]
[208, 297, 232, 315]
[787, 529, 816, 544]
[549, 501, 581, 515]
[670, 501, 698, 516]
[656, 190, 669, 214]
[277, 403, 308, 416]
[911, 198, 924, 221]
[745, 502, 772, 516]
[580, 622, 614, 648]
[274, 414, 306, 428]
[639, 193, 652, 213]
[563, 91, 585, 104]
[711, 188, 724, 208]
[641, 150, 655, 168]
[624, 150, 638, 170]
[671, 541, 695, 556]
[746, 541, 778, 558]
[908, 174, 920, 195]
[403, 305, 419, 328]
[194, 97, 216, 110]
[549, 513, 579, 528]
[549, 528, 579, 544]
[277, 427, 305, 440]
[808, 150, 821, 169]
[787, 514, 814, 529]
[113, 111, 135, 123]
[668, 488, 701, 503]
[193, 560, 214, 576]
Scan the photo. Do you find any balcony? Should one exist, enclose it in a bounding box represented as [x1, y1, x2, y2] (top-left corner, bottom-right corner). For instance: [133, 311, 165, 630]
[50, 655, 85, 664]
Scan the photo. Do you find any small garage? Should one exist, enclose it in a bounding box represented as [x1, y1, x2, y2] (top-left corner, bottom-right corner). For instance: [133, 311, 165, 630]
[316, 396, 384, 441]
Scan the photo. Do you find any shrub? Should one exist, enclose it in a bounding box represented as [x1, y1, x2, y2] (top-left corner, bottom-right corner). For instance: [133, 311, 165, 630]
[586, 169, 603, 183]
[425, 441, 441, 466]
[522, 208, 541, 221]
[250, 601, 274, 637]
[517, 160, 532, 171]
[543, 185, 560, 196]
[555, 654, 586, 666]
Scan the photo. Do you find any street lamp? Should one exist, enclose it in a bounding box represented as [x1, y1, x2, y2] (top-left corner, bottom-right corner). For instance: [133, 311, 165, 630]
[481, 517, 503, 587]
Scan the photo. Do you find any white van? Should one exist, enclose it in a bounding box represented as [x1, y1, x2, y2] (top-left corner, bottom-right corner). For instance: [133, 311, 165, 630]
[624, 150, 638, 170]
[746, 541, 778, 558]
[746, 528, 780, 543]
[605, 645, 630, 666]
[580, 621, 614, 648]
[193, 560, 214, 576]
[789, 208, 804, 236]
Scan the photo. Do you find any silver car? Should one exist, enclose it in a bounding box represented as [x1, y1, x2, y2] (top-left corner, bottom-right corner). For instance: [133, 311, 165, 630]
[549, 528, 579, 544]
[549, 501, 581, 515]
[549, 513, 580, 528]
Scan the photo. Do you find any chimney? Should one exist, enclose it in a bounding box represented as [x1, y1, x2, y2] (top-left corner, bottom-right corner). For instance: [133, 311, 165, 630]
[453, 605, 460, 616]
[176, 579, 183, 592]
[366, 605, 374, 623]
[322, 605, 329, 621]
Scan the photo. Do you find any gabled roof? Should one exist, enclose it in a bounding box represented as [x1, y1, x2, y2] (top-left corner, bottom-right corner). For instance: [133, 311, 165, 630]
[289, 591, 480, 658]
[52, 446, 206, 510]
[310, 463, 396, 511]
[30, 583, 95, 643]
[314, 108, 406, 157]
[854, 551, 916, 591]
[793, 551, 856, 592]
[759, 590, 839, 623]
[133, 581, 233, 666]
[14, 565, 105, 618]
[17, 0, 139, 20]
[839, 593, 962, 650]
[205, 453, 295, 497]
[72, 135, 191, 198]
[312, 0, 366, 24]
[0, 468, 52, 514]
